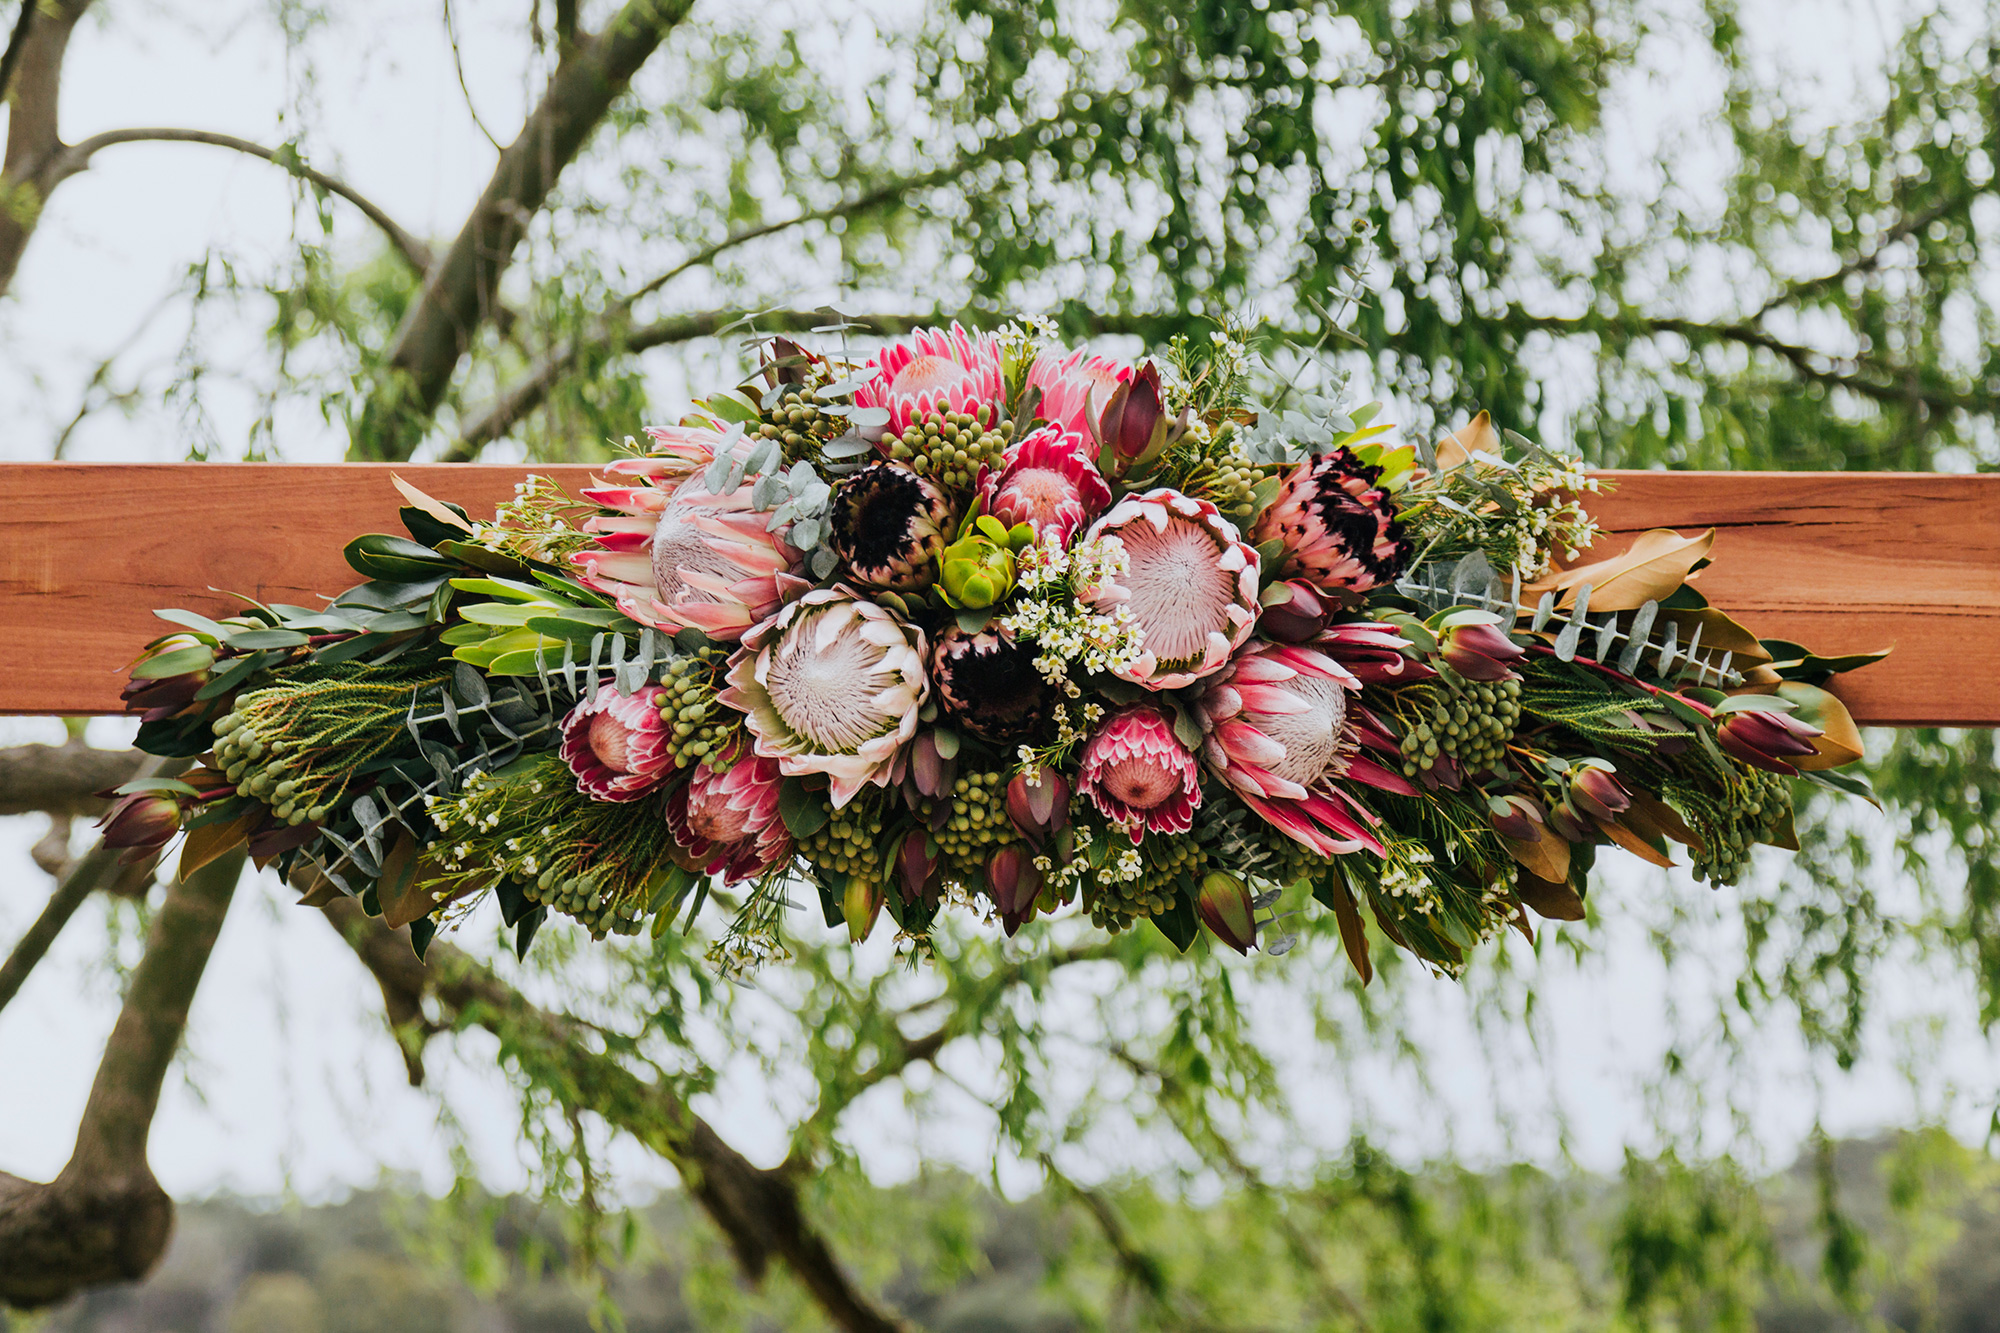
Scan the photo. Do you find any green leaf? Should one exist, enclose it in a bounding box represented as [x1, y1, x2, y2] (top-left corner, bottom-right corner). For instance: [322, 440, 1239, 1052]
[225, 628, 311, 650]
[449, 576, 552, 602]
[779, 778, 832, 839]
[344, 533, 454, 581]
[434, 540, 527, 575]
[132, 644, 215, 679]
[194, 649, 274, 700]
[1149, 891, 1200, 952]
[154, 609, 235, 640]
[113, 776, 202, 797]
[458, 603, 542, 627]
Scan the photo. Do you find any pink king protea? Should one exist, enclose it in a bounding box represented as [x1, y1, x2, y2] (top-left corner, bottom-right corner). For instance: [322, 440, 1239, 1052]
[1192, 641, 1413, 857]
[1078, 704, 1202, 841]
[559, 683, 675, 801]
[1082, 488, 1261, 690]
[977, 424, 1111, 545]
[1249, 448, 1413, 593]
[854, 324, 1007, 437]
[572, 434, 807, 642]
[1027, 346, 1132, 435]
[663, 739, 794, 882]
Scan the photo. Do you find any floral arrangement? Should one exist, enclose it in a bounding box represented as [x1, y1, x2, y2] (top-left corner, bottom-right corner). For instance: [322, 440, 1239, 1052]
[108, 321, 1884, 977]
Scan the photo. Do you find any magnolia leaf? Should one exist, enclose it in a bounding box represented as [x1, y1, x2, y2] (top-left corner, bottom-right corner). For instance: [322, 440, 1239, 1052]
[391, 473, 475, 534]
[1311, 869, 1374, 986]
[376, 832, 430, 929]
[1658, 606, 1772, 666]
[1593, 817, 1675, 869]
[1502, 831, 1570, 885]
[1433, 410, 1498, 470]
[180, 808, 258, 880]
[1529, 528, 1716, 612]
[1775, 681, 1867, 770]
[1624, 789, 1706, 853]
[779, 778, 832, 839]
[1514, 870, 1586, 922]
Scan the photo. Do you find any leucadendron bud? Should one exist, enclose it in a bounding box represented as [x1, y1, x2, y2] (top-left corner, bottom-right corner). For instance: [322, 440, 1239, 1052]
[1197, 871, 1257, 954]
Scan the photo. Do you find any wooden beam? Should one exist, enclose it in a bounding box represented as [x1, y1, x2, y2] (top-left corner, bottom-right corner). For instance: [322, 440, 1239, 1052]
[0, 464, 1993, 724]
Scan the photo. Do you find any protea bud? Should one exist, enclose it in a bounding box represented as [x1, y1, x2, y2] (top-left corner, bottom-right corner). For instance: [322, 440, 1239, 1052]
[96, 790, 184, 863]
[1258, 580, 1335, 643]
[828, 462, 953, 591]
[1005, 766, 1070, 844]
[1077, 704, 1203, 841]
[1196, 871, 1257, 954]
[985, 844, 1043, 933]
[843, 876, 885, 942]
[1488, 793, 1548, 842]
[1092, 361, 1173, 477]
[1568, 763, 1632, 822]
[1717, 706, 1822, 776]
[558, 683, 675, 802]
[897, 831, 943, 903]
[908, 731, 957, 799]
[1318, 620, 1432, 685]
[938, 517, 1024, 609]
[1437, 612, 1526, 682]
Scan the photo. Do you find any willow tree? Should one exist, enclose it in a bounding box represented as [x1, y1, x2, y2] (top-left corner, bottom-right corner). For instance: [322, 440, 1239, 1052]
[2, 0, 1997, 1326]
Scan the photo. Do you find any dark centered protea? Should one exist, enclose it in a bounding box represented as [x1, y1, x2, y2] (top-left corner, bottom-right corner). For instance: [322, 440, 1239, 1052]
[828, 462, 953, 590]
[931, 626, 1056, 744]
[1250, 448, 1412, 593]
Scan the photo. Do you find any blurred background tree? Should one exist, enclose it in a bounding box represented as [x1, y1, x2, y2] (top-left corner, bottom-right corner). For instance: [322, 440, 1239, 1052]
[0, 0, 1996, 1327]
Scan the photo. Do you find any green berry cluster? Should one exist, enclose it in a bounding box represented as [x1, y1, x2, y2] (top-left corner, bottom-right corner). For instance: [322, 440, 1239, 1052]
[755, 391, 838, 460]
[1089, 834, 1200, 933]
[657, 652, 736, 770]
[802, 803, 889, 904]
[928, 769, 1013, 868]
[886, 410, 1010, 491]
[1396, 671, 1523, 779]
[1688, 767, 1791, 886]
[525, 870, 646, 938]
[1185, 451, 1265, 523]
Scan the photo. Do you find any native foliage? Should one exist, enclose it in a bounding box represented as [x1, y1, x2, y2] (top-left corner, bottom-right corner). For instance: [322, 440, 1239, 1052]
[4, 0, 2000, 1327]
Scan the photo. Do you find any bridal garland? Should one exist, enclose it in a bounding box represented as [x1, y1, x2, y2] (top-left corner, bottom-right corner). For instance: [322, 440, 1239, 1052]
[109, 320, 1883, 978]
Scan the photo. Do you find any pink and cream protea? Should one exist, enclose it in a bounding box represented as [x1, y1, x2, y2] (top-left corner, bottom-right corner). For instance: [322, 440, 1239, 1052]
[854, 324, 1006, 437]
[662, 739, 793, 882]
[1081, 489, 1260, 690]
[717, 589, 930, 808]
[1249, 448, 1413, 593]
[1077, 704, 1202, 841]
[977, 424, 1110, 545]
[1027, 346, 1132, 435]
[1191, 642, 1409, 858]
[572, 455, 806, 642]
[558, 683, 675, 802]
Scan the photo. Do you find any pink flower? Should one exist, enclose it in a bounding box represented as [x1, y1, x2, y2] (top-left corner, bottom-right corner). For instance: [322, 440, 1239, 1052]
[1077, 704, 1202, 841]
[1191, 641, 1401, 858]
[977, 425, 1111, 545]
[662, 739, 793, 883]
[1082, 489, 1261, 690]
[1249, 448, 1412, 593]
[1027, 347, 1133, 436]
[1717, 706, 1822, 776]
[559, 683, 675, 801]
[1436, 613, 1527, 682]
[571, 434, 806, 642]
[854, 324, 1006, 436]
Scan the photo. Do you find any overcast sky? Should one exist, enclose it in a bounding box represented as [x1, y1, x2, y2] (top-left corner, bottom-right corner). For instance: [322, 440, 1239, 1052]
[1, 0, 1993, 1207]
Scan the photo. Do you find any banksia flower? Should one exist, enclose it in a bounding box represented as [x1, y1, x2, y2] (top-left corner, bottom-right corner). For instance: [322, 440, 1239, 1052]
[1190, 641, 1392, 858]
[1250, 448, 1412, 593]
[828, 462, 952, 591]
[559, 683, 676, 802]
[931, 625, 1057, 744]
[1077, 704, 1202, 841]
[718, 590, 930, 808]
[1081, 489, 1260, 690]
[854, 324, 1006, 436]
[978, 424, 1111, 545]
[573, 444, 804, 641]
[662, 738, 793, 882]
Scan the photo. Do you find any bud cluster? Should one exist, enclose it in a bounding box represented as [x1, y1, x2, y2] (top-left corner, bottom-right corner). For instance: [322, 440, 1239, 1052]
[1688, 767, 1791, 885]
[1088, 832, 1201, 932]
[885, 409, 1010, 491]
[927, 769, 1017, 868]
[1180, 450, 1267, 524]
[1395, 670, 1523, 779]
[657, 652, 737, 770]
[803, 804, 887, 883]
[755, 390, 839, 458]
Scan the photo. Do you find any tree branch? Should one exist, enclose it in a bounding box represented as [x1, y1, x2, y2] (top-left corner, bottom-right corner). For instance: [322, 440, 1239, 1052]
[323, 901, 912, 1333]
[0, 0, 92, 296]
[1750, 181, 1983, 321]
[48, 128, 432, 272]
[0, 0, 37, 107]
[0, 849, 246, 1309]
[357, 0, 696, 461]
[0, 743, 147, 818]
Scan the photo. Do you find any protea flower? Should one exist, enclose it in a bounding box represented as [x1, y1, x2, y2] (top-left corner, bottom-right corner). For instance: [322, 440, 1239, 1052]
[1081, 489, 1261, 690]
[854, 324, 1007, 436]
[1249, 448, 1412, 593]
[718, 589, 930, 808]
[96, 789, 185, 863]
[1077, 704, 1202, 841]
[572, 448, 805, 642]
[1190, 641, 1401, 857]
[827, 462, 953, 591]
[977, 424, 1111, 545]
[662, 739, 793, 882]
[559, 683, 675, 801]
[1027, 346, 1132, 436]
[930, 625, 1057, 744]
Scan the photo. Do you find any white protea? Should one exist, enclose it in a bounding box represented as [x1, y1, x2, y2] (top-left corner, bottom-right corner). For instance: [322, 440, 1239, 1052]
[716, 589, 930, 808]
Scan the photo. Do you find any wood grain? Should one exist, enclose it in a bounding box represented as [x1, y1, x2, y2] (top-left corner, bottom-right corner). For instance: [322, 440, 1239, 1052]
[0, 464, 1993, 724]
